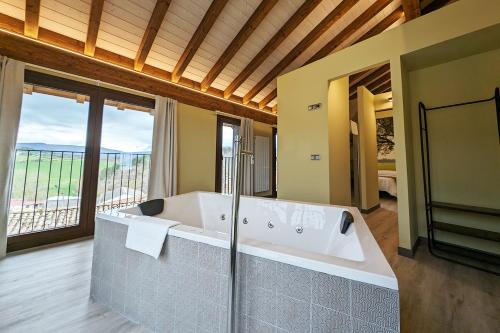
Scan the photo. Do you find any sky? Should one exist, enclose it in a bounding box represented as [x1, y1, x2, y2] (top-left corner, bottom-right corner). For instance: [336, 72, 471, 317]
[222, 125, 234, 148]
[17, 92, 154, 152]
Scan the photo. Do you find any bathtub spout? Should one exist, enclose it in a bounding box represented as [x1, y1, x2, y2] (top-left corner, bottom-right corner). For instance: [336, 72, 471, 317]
[340, 211, 354, 234]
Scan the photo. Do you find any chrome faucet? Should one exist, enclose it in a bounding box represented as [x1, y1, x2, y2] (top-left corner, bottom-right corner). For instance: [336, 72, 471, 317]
[227, 135, 253, 333]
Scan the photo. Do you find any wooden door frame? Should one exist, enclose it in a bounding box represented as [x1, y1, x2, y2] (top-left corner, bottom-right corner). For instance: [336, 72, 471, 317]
[215, 115, 241, 193]
[7, 70, 154, 252]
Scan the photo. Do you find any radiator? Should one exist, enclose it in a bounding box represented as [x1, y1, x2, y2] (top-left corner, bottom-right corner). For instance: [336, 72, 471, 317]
[254, 135, 270, 193]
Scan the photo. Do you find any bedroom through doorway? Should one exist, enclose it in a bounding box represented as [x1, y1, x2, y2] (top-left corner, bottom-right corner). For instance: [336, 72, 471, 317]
[348, 63, 397, 214]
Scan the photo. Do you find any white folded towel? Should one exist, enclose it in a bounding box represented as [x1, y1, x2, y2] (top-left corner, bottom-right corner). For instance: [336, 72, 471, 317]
[125, 216, 179, 259]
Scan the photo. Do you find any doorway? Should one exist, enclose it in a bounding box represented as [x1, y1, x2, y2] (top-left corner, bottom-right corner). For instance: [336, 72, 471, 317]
[272, 127, 277, 198]
[215, 115, 240, 194]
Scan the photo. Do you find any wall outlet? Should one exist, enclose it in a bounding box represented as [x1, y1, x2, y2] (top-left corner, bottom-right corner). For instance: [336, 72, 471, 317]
[310, 154, 321, 160]
[307, 103, 321, 111]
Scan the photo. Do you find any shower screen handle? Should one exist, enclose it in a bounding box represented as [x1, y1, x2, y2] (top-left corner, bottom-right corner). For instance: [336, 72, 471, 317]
[495, 87, 499, 143]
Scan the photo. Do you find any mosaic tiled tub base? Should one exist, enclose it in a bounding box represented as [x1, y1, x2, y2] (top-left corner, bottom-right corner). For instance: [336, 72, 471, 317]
[91, 218, 400, 332]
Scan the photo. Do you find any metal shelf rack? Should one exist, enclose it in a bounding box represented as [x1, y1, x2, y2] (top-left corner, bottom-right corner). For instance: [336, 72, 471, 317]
[418, 88, 500, 275]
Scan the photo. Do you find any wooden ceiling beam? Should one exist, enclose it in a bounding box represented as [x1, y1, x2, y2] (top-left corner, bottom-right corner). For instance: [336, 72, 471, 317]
[84, 0, 105, 56]
[24, 0, 41, 38]
[421, 0, 456, 15]
[349, 63, 390, 87]
[269, 2, 400, 104]
[355, 7, 405, 44]
[0, 29, 276, 124]
[200, 0, 278, 92]
[350, 67, 377, 86]
[242, 0, 359, 105]
[134, 0, 172, 71]
[171, 0, 229, 83]
[223, 0, 323, 99]
[258, 88, 277, 110]
[367, 72, 391, 91]
[248, 4, 402, 109]
[350, 79, 392, 99]
[402, 0, 421, 20]
[0, 11, 274, 113]
[372, 80, 392, 94]
[306, 0, 393, 66]
[350, 67, 392, 98]
[349, 65, 391, 93]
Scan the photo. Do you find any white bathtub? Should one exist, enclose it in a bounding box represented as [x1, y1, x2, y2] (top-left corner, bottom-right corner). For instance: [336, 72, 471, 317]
[99, 191, 397, 290]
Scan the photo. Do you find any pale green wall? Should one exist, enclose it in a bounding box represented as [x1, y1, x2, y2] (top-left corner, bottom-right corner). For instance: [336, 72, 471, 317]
[177, 103, 217, 194]
[328, 77, 351, 205]
[357, 87, 379, 210]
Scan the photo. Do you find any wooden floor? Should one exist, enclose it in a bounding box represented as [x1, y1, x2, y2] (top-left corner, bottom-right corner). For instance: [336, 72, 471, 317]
[0, 200, 499, 333]
[0, 239, 149, 333]
[365, 198, 500, 333]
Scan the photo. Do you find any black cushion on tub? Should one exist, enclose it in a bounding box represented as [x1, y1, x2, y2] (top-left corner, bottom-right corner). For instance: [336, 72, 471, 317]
[138, 199, 164, 216]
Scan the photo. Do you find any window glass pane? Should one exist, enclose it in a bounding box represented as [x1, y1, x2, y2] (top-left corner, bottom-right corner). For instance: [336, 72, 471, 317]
[95, 102, 154, 212]
[8, 87, 90, 236]
[221, 123, 239, 194]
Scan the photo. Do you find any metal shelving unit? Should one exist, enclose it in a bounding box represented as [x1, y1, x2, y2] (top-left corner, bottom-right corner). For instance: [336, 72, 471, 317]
[418, 88, 500, 275]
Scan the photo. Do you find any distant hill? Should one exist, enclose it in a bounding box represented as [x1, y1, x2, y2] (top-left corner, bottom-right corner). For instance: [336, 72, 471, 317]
[17, 143, 122, 154]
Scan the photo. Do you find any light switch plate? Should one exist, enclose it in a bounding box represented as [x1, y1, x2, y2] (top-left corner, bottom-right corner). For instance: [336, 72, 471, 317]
[310, 154, 321, 160]
[307, 103, 321, 111]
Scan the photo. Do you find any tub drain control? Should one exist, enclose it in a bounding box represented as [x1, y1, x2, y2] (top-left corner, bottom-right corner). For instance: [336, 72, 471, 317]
[267, 221, 274, 229]
[242, 218, 248, 224]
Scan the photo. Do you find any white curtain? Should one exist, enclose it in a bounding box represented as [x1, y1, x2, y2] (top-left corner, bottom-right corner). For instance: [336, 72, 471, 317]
[240, 117, 254, 196]
[148, 96, 177, 199]
[0, 57, 25, 258]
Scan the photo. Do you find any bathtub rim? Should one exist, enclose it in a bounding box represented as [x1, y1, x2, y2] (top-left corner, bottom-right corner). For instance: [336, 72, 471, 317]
[96, 195, 398, 290]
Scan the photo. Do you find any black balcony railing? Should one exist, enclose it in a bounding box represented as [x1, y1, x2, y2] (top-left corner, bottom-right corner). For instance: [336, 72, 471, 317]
[222, 156, 233, 194]
[8, 149, 150, 236]
[95, 152, 151, 213]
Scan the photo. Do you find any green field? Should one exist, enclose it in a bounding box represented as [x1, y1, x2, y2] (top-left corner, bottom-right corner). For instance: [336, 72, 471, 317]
[11, 152, 149, 202]
[12, 152, 85, 200]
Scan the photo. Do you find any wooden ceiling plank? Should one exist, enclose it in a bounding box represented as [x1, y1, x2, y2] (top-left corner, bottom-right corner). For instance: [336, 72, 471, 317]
[0, 29, 276, 124]
[242, 0, 359, 105]
[171, 0, 229, 83]
[200, 0, 278, 92]
[402, 0, 421, 20]
[306, 0, 394, 66]
[134, 0, 172, 71]
[258, 88, 277, 109]
[24, 0, 41, 38]
[85, 0, 105, 56]
[223, 0, 323, 99]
